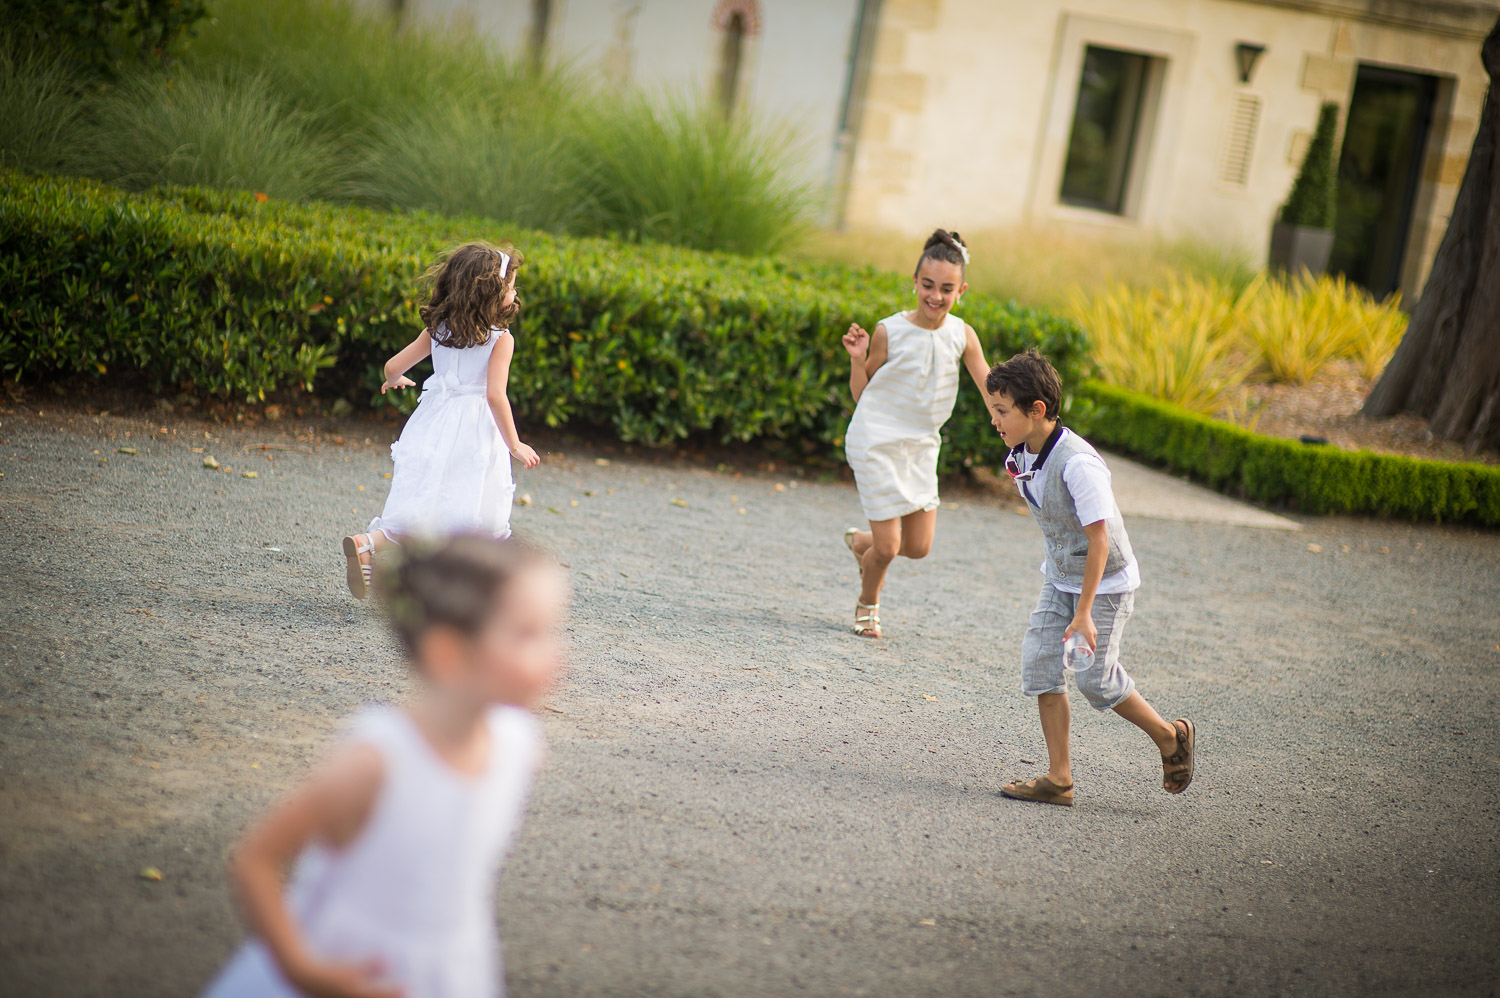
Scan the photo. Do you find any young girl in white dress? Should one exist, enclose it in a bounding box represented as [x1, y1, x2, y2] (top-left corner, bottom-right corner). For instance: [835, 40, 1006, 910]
[840, 230, 995, 638]
[202, 535, 566, 998]
[342, 242, 542, 599]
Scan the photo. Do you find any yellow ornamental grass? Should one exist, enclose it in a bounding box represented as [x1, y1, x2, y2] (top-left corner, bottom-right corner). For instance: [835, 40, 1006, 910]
[1072, 271, 1410, 407]
[1345, 287, 1409, 381]
[1243, 273, 1405, 385]
[1067, 276, 1261, 416]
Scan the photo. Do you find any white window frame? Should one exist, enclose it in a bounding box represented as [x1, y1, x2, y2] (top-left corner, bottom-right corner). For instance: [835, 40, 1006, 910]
[1029, 14, 1196, 228]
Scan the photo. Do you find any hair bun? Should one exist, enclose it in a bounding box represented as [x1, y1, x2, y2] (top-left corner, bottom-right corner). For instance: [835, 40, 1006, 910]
[916, 228, 970, 273]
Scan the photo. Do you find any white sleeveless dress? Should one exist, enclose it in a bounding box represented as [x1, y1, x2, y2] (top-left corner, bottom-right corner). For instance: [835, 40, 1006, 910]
[201, 705, 544, 998]
[844, 311, 968, 522]
[369, 326, 515, 541]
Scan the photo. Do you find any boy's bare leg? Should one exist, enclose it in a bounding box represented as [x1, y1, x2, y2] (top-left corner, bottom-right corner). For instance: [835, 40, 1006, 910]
[1112, 691, 1196, 791]
[1038, 691, 1073, 787]
[1111, 691, 1178, 754]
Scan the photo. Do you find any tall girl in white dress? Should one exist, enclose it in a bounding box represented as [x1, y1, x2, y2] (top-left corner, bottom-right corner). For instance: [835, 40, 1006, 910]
[841, 230, 995, 638]
[202, 535, 567, 998]
[342, 242, 542, 599]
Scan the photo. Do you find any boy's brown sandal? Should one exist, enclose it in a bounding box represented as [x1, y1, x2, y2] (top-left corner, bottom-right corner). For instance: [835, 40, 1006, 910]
[1162, 718, 1195, 794]
[1000, 775, 1075, 807]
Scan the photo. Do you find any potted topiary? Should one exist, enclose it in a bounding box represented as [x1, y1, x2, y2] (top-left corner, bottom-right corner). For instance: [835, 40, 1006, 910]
[1270, 101, 1339, 275]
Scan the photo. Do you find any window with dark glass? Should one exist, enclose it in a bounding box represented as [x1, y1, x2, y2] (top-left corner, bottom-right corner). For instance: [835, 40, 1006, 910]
[1060, 45, 1153, 214]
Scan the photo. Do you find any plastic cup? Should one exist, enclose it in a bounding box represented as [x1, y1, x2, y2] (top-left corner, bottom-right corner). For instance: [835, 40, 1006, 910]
[1062, 632, 1094, 673]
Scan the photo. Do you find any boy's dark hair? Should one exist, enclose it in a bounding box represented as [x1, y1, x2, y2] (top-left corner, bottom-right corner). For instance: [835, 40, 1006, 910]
[915, 229, 967, 275]
[419, 241, 524, 349]
[377, 534, 545, 657]
[986, 349, 1063, 420]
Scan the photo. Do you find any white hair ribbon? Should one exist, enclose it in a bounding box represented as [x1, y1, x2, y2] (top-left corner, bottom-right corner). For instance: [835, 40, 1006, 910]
[495, 249, 511, 279]
[956, 242, 970, 265]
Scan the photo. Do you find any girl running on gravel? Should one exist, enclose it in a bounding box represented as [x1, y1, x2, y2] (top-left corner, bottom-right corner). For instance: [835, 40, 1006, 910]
[342, 242, 541, 599]
[203, 534, 566, 998]
[840, 230, 995, 638]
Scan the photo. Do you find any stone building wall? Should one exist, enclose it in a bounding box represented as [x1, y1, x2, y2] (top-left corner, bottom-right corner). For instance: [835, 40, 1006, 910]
[841, 0, 1496, 298]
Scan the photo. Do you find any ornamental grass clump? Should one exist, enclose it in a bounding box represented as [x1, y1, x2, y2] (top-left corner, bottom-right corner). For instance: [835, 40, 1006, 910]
[570, 94, 815, 255]
[171, 0, 815, 255]
[83, 68, 344, 202]
[1067, 276, 1261, 416]
[1072, 270, 1411, 406]
[350, 96, 593, 234]
[0, 41, 89, 174]
[1244, 273, 1353, 385]
[1244, 272, 1408, 384]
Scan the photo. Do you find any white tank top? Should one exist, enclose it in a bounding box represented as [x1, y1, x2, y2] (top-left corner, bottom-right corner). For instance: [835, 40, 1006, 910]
[284, 706, 543, 994]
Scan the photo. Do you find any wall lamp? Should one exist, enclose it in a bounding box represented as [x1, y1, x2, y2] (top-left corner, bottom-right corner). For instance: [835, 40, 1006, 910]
[1236, 42, 1266, 84]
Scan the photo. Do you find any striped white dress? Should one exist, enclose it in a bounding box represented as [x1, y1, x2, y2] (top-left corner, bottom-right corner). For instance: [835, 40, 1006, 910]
[845, 311, 968, 522]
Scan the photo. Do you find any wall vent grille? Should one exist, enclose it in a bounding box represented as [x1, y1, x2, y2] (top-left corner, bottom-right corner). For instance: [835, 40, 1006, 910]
[1220, 94, 1262, 187]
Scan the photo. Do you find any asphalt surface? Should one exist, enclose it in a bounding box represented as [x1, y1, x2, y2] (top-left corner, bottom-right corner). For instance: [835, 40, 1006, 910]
[1, 401, 1498, 998]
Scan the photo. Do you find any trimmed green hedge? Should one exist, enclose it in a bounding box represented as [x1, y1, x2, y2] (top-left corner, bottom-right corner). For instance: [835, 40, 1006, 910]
[1073, 381, 1500, 526]
[0, 170, 1085, 472]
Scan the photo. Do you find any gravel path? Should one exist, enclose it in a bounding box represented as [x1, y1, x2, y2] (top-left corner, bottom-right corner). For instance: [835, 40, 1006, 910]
[2, 402, 1498, 998]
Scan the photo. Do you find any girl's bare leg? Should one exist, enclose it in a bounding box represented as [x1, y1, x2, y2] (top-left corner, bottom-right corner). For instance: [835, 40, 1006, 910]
[855, 509, 936, 605]
[366, 529, 401, 553]
[857, 518, 901, 606]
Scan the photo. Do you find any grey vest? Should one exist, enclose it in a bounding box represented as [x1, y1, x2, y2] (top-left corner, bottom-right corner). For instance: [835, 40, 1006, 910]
[1017, 428, 1134, 589]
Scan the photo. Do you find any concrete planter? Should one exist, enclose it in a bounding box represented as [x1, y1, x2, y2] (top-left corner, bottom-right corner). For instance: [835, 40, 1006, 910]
[1269, 221, 1335, 276]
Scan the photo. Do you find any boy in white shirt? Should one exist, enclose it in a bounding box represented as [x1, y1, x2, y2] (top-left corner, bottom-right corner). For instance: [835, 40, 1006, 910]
[986, 350, 1195, 806]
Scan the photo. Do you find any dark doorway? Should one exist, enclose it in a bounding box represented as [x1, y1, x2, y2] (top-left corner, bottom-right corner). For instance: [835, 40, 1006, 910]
[1329, 65, 1438, 299]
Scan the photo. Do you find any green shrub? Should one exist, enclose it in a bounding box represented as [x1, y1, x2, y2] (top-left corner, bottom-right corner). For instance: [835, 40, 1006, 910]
[1073, 381, 1500, 526]
[0, 171, 1086, 474]
[2, 0, 209, 76]
[1280, 102, 1339, 229]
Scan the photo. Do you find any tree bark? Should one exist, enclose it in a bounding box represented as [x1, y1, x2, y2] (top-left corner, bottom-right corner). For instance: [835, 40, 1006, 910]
[1363, 18, 1500, 454]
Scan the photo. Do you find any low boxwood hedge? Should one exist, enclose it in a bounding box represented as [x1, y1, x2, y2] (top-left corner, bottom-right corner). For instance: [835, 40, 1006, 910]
[1073, 381, 1500, 526]
[0, 170, 1085, 473]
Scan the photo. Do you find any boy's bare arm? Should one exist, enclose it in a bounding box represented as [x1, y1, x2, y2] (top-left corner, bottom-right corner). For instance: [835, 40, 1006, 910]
[1065, 520, 1110, 650]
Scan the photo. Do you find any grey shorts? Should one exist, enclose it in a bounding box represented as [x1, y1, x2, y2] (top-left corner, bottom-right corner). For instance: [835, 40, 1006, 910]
[1021, 583, 1137, 710]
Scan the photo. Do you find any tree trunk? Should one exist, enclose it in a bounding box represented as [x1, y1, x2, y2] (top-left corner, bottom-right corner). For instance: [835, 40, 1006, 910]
[1363, 18, 1500, 454]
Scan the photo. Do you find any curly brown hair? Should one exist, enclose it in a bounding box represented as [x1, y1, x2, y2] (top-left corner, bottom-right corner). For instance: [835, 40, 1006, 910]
[419, 241, 525, 349]
[986, 349, 1063, 420]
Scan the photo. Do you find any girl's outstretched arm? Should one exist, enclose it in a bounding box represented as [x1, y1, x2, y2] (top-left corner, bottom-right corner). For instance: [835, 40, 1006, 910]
[485, 333, 540, 469]
[961, 324, 993, 404]
[843, 323, 888, 404]
[229, 745, 400, 998]
[380, 330, 433, 394]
